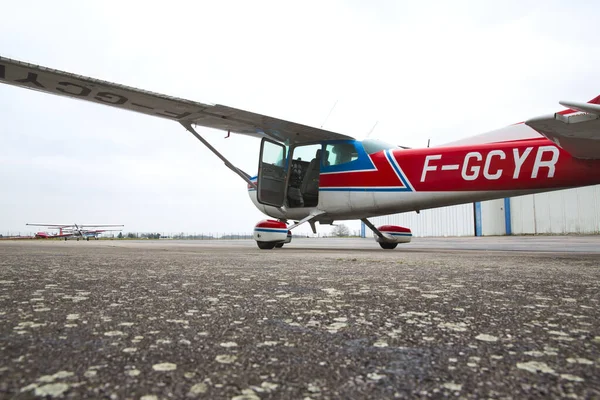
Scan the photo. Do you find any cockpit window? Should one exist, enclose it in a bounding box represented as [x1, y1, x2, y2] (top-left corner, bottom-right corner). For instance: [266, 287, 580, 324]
[325, 143, 359, 166]
[361, 139, 398, 154]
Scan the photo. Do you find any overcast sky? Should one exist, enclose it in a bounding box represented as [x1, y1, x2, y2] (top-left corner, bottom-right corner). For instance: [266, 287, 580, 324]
[1, 0, 599, 236]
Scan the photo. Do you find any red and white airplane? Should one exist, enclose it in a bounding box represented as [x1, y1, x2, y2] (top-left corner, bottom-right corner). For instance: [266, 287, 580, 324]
[27, 223, 124, 241]
[2, 56, 599, 249]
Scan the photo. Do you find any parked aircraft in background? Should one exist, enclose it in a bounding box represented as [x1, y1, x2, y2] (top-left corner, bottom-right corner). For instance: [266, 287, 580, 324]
[2, 56, 599, 249]
[27, 223, 124, 241]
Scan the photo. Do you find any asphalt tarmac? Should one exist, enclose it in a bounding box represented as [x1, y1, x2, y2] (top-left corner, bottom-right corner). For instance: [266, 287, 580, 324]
[0, 237, 599, 399]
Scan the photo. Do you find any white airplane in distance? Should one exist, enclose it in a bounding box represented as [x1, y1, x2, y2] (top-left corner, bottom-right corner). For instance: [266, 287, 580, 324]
[2, 56, 600, 250]
[27, 223, 124, 241]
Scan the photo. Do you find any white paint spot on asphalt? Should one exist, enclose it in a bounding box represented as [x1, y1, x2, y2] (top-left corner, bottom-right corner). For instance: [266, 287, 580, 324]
[104, 331, 125, 337]
[179, 339, 191, 345]
[442, 382, 462, 391]
[220, 342, 238, 348]
[567, 358, 593, 365]
[152, 362, 177, 371]
[118, 322, 134, 327]
[322, 288, 344, 296]
[215, 355, 237, 364]
[166, 319, 188, 325]
[33, 307, 51, 312]
[326, 322, 347, 333]
[400, 311, 428, 317]
[438, 322, 468, 332]
[66, 314, 79, 320]
[188, 383, 208, 395]
[34, 383, 69, 397]
[260, 382, 279, 391]
[20, 383, 38, 392]
[453, 308, 465, 312]
[367, 373, 386, 381]
[123, 348, 137, 353]
[0, 280, 14, 284]
[561, 374, 584, 382]
[491, 355, 503, 360]
[475, 334, 498, 342]
[84, 370, 97, 378]
[231, 389, 260, 400]
[524, 351, 545, 357]
[140, 395, 158, 400]
[516, 361, 555, 374]
[126, 369, 140, 377]
[373, 340, 388, 348]
[421, 294, 439, 299]
[38, 371, 74, 382]
[547, 330, 570, 336]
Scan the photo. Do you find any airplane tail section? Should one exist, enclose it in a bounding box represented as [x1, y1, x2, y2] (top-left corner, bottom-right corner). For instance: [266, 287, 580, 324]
[526, 94, 600, 159]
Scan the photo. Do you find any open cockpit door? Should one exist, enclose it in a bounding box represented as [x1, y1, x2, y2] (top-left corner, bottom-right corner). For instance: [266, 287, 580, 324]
[257, 138, 288, 207]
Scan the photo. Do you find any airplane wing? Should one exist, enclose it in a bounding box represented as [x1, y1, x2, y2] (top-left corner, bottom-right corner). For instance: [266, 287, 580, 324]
[526, 95, 600, 160]
[0, 57, 353, 144]
[78, 224, 124, 228]
[27, 223, 73, 228]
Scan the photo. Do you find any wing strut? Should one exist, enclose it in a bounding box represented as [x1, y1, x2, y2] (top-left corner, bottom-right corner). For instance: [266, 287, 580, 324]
[287, 210, 326, 232]
[180, 122, 257, 189]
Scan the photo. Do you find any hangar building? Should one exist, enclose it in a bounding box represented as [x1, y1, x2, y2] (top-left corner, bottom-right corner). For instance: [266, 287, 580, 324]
[366, 184, 600, 237]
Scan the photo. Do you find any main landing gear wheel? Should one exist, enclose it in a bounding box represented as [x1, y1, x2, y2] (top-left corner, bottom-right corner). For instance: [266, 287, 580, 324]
[379, 242, 398, 250]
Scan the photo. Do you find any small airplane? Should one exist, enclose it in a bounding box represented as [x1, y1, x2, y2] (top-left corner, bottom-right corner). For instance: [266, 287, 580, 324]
[2, 56, 599, 249]
[27, 223, 124, 241]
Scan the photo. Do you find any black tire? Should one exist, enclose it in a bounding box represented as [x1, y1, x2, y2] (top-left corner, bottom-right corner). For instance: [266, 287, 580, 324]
[379, 242, 398, 250]
[257, 241, 276, 250]
[275, 243, 284, 248]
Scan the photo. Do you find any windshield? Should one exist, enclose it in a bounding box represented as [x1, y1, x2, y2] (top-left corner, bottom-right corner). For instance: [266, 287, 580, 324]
[361, 138, 398, 154]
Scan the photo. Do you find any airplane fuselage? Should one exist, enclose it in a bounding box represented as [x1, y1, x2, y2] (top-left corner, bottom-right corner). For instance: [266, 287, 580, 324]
[248, 135, 600, 223]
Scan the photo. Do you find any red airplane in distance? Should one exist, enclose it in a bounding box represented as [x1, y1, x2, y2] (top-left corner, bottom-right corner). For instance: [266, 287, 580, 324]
[28, 223, 124, 241]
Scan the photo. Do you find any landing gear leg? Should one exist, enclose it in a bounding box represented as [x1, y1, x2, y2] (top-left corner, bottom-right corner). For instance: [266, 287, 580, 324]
[361, 218, 400, 250]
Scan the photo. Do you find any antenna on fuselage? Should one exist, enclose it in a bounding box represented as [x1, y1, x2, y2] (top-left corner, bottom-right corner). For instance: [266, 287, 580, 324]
[320, 100, 339, 128]
[366, 121, 379, 138]
[427, 138, 431, 148]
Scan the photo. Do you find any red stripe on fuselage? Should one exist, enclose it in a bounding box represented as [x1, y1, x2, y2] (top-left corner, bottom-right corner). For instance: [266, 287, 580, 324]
[320, 138, 600, 192]
[319, 152, 408, 189]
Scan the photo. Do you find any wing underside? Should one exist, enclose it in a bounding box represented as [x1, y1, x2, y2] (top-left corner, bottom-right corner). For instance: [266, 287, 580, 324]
[526, 97, 600, 160]
[0, 56, 353, 144]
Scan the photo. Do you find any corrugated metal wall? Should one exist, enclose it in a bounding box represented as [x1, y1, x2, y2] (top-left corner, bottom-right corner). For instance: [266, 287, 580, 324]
[366, 184, 600, 237]
[369, 203, 474, 237]
[511, 185, 600, 234]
